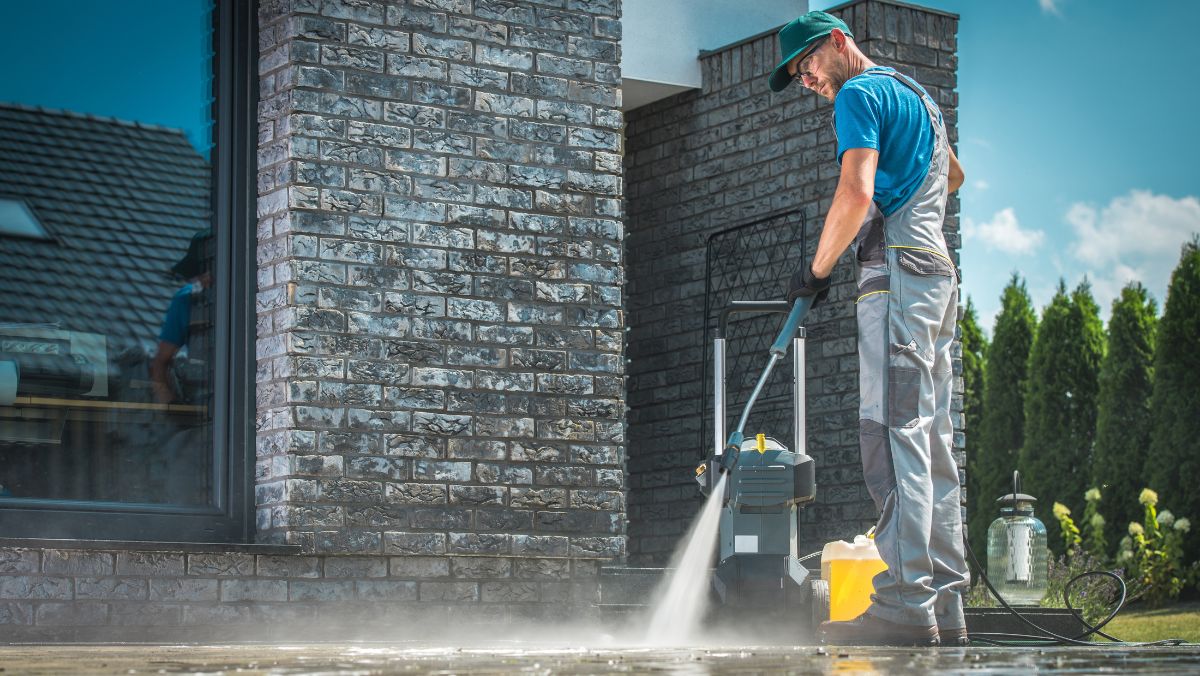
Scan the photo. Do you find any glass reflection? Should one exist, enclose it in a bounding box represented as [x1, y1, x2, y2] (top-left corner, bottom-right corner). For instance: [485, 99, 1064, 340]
[0, 0, 216, 507]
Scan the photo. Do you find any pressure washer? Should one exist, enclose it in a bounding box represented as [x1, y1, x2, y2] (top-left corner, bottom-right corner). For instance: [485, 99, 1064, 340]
[692, 297, 828, 629]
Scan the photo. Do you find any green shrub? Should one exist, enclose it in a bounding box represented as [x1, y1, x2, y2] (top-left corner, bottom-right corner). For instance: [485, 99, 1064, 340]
[1052, 485, 1200, 611]
[1082, 488, 1108, 562]
[1115, 489, 1198, 607]
[1041, 546, 1123, 627]
[1052, 501, 1082, 553]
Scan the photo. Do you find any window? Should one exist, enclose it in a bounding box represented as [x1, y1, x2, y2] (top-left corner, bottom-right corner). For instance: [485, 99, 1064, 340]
[0, 0, 255, 542]
[0, 199, 52, 241]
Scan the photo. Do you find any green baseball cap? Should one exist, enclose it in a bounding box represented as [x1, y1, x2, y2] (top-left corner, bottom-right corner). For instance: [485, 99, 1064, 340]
[768, 11, 853, 92]
[171, 228, 212, 280]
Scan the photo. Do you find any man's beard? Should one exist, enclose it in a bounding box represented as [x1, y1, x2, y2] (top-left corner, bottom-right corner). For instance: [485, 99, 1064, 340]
[826, 63, 852, 99]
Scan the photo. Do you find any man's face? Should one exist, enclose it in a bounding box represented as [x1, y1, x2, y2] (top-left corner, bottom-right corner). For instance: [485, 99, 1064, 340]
[788, 32, 851, 101]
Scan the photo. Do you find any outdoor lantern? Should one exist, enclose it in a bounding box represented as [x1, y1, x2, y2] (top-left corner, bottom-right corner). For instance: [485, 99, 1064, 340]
[986, 471, 1049, 605]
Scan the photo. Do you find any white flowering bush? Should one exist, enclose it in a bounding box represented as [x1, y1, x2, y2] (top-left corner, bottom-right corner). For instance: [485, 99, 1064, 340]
[1113, 487, 1197, 607]
[1082, 487, 1107, 560]
[1058, 486, 1197, 607]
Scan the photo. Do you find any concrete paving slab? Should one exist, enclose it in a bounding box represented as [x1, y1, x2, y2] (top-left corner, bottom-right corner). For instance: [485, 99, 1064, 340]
[1, 643, 1199, 674]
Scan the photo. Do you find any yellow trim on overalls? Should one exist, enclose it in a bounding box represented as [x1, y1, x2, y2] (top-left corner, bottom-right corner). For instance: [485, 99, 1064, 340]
[856, 290, 890, 304]
[887, 245, 955, 267]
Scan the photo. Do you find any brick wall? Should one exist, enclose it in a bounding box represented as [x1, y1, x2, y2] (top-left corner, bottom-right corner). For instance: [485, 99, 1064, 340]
[0, 543, 595, 640]
[624, 0, 961, 565]
[0, 0, 968, 640]
[2, 0, 630, 640]
[254, 0, 626, 564]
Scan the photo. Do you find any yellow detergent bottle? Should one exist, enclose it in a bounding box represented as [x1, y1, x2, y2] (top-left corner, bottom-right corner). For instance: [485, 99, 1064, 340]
[821, 530, 888, 621]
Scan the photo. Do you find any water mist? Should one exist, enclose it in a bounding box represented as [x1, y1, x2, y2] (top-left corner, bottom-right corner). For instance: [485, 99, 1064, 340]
[642, 473, 727, 645]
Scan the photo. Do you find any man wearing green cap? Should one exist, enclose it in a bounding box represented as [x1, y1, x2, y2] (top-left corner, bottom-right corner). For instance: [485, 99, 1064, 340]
[770, 11, 968, 647]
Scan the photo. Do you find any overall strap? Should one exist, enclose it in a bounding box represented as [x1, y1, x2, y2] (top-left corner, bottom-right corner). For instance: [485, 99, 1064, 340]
[878, 69, 945, 136]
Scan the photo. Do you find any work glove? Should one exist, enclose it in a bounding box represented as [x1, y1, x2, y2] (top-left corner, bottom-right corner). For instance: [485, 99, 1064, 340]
[786, 267, 831, 308]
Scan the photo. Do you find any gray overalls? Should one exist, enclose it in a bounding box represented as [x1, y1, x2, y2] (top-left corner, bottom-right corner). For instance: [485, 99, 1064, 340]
[849, 68, 969, 629]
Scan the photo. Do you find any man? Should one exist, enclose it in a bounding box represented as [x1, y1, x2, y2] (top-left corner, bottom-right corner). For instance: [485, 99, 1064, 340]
[769, 12, 969, 647]
[151, 229, 211, 405]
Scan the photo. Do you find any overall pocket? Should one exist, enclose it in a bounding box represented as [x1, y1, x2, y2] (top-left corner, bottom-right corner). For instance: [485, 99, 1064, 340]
[895, 247, 957, 280]
[855, 211, 886, 265]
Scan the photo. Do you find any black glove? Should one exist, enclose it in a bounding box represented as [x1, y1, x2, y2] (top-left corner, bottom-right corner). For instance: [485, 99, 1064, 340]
[786, 267, 831, 307]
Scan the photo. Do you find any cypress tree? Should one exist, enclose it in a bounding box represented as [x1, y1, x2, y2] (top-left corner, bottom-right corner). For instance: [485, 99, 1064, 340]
[1019, 280, 1105, 554]
[1092, 282, 1157, 538]
[960, 300, 987, 523]
[960, 298, 987, 432]
[959, 298, 988, 557]
[1147, 237, 1200, 559]
[970, 276, 1035, 558]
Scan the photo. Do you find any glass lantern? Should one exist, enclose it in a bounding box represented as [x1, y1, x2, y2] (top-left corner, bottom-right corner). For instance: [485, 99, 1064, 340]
[986, 471, 1049, 605]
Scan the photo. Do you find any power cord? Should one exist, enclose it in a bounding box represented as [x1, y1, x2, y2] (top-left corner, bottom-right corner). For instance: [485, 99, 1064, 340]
[798, 539, 1192, 646]
[963, 538, 1190, 647]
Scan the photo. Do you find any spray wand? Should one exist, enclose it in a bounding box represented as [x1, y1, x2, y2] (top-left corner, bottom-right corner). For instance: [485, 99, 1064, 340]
[717, 296, 814, 474]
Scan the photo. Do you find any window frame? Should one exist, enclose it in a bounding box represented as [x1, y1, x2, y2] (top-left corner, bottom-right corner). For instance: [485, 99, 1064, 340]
[0, 0, 257, 543]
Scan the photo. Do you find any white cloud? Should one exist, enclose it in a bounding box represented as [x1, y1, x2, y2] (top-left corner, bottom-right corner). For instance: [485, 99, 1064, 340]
[1067, 189, 1200, 312]
[1039, 0, 1061, 15]
[963, 207, 1046, 255]
[972, 179, 990, 191]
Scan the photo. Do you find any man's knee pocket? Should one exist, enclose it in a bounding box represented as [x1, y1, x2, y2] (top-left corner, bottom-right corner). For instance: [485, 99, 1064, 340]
[888, 365, 921, 428]
[860, 419, 895, 509]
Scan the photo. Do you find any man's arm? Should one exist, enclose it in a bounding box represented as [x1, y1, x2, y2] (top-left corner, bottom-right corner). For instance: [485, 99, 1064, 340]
[948, 146, 964, 194]
[810, 148, 879, 278]
[151, 341, 181, 404]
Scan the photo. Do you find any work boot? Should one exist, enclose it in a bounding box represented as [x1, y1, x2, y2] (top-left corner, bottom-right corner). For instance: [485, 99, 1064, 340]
[821, 613, 940, 647]
[938, 625, 969, 647]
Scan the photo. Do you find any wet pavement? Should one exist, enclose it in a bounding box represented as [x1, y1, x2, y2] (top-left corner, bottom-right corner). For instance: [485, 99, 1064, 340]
[2, 643, 1200, 674]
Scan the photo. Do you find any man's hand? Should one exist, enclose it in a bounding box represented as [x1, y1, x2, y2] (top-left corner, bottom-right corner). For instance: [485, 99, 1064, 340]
[786, 267, 831, 308]
[151, 341, 181, 405]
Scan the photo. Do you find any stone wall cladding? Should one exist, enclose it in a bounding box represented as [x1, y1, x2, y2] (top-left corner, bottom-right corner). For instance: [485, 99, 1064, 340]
[0, 545, 600, 639]
[623, 0, 960, 565]
[254, 0, 627, 574]
[1, 0, 626, 641]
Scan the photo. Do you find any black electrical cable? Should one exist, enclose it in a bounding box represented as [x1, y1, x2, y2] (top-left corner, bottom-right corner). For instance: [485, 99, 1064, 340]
[963, 538, 1189, 647]
[801, 539, 1192, 646]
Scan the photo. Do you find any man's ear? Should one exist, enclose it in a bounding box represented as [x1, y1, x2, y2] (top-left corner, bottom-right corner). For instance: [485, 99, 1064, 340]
[830, 28, 848, 50]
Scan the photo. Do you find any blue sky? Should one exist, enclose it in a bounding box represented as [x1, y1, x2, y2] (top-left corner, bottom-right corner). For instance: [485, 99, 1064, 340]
[812, 0, 1200, 333]
[0, 0, 212, 155]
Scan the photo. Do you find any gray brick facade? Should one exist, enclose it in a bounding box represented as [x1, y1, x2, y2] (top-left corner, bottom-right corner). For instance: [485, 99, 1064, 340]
[254, 0, 626, 565]
[624, 0, 962, 565]
[0, 544, 594, 640]
[3, 0, 626, 640]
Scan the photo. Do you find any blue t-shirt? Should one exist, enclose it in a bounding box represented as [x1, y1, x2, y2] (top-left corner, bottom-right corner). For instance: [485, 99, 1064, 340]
[158, 285, 193, 347]
[833, 67, 939, 216]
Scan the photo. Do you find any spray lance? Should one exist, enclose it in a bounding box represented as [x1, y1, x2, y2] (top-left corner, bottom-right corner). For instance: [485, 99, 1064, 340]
[722, 295, 813, 470]
[699, 295, 815, 503]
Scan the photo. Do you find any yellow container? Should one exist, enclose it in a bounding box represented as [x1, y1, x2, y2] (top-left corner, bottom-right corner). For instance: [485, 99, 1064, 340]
[821, 534, 888, 622]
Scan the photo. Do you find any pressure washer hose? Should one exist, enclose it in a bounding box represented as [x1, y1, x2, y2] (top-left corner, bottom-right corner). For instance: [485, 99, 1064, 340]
[790, 538, 1190, 647]
[960, 539, 1189, 647]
